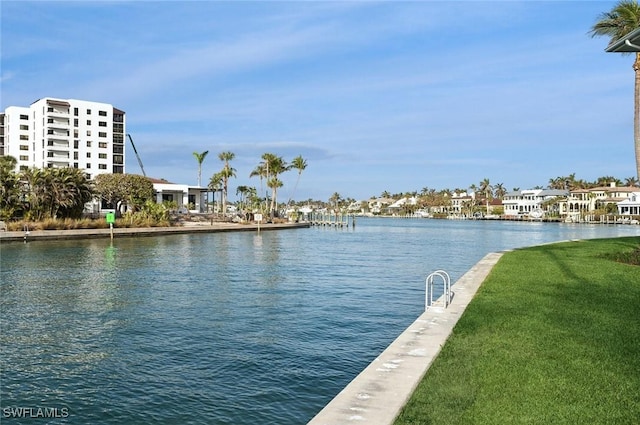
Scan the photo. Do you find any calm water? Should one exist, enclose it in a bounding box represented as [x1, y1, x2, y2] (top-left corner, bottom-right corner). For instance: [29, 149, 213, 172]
[1, 218, 638, 424]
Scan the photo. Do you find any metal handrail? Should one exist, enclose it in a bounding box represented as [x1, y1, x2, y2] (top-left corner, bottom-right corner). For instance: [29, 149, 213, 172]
[425, 270, 451, 310]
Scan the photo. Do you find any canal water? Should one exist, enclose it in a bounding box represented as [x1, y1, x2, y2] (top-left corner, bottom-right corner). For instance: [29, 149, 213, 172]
[1, 218, 638, 424]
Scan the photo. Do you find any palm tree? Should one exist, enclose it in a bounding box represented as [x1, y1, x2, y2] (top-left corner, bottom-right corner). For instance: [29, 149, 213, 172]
[193, 151, 209, 187]
[0, 156, 22, 220]
[208, 172, 223, 215]
[329, 192, 342, 210]
[218, 151, 236, 215]
[21, 168, 50, 220]
[257, 153, 287, 218]
[287, 155, 307, 206]
[50, 167, 93, 218]
[479, 178, 493, 215]
[494, 182, 506, 199]
[590, 0, 640, 180]
[625, 176, 639, 186]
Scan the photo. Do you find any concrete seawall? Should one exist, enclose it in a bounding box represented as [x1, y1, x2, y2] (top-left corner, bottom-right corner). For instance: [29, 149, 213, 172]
[0, 222, 310, 243]
[307, 252, 504, 425]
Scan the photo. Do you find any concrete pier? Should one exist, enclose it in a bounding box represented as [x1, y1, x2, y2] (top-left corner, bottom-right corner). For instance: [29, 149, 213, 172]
[307, 252, 503, 425]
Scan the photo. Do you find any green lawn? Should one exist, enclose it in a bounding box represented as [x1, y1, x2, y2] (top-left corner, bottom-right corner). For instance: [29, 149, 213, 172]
[395, 236, 640, 425]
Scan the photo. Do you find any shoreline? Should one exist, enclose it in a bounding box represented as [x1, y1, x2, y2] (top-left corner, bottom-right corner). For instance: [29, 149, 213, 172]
[307, 252, 503, 424]
[0, 222, 310, 243]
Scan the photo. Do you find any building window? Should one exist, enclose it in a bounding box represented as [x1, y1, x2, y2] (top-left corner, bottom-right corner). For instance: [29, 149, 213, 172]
[86, 163, 91, 169]
[74, 163, 78, 168]
[86, 130, 91, 136]
[86, 141, 92, 147]
[98, 132, 107, 138]
[20, 114, 28, 120]
[20, 135, 29, 140]
[20, 124, 28, 130]
[98, 121, 107, 127]
[99, 142, 108, 148]
[74, 140, 79, 149]
[87, 109, 91, 115]
[87, 152, 91, 158]
[20, 145, 29, 150]
[99, 110, 107, 116]
[74, 119, 78, 127]
[19, 155, 28, 161]
[87, 120, 91, 125]
[99, 164, 107, 170]
[99, 153, 107, 159]
[74, 152, 78, 160]
[74, 108, 78, 116]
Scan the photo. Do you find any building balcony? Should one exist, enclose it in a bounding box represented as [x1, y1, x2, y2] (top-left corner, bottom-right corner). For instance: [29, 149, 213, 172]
[47, 160, 71, 168]
[47, 119, 70, 128]
[47, 151, 70, 159]
[47, 139, 70, 148]
[47, 130, 70, 137]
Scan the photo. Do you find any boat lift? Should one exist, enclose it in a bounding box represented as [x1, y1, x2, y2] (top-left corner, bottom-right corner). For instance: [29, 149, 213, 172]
[126, 133, 146, 177]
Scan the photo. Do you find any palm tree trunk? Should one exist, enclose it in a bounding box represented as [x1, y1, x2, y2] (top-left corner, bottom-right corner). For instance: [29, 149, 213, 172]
[634, 52, 640, 181]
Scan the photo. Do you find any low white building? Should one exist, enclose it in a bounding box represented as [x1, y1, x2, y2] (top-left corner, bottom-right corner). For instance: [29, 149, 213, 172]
[151, 178, 208, 213]
[617, 192, 640, 216]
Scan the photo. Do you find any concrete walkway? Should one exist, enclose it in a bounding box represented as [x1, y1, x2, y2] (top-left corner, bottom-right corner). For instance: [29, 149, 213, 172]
[307, 252, 504, 425]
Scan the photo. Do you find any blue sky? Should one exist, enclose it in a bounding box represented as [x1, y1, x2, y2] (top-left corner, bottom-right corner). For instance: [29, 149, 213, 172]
[1, 1, 635, 201]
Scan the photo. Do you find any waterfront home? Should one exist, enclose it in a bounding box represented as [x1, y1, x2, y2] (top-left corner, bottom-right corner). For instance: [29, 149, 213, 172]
[387, 197, 418, 215]
[617, 192, 640, 216]
[502, 189, 567, 217]
[367, 197, 395, 215]
[564, 183, 638, 216]
[150, 178, 208, 213]
[449, 191, 475, 217]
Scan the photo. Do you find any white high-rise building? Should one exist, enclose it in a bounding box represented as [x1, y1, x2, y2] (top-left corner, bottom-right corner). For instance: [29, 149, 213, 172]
[0, 97, 126, 179]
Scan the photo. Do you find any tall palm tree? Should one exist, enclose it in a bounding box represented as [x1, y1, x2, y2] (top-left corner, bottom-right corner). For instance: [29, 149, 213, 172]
[249, 163, 268, 213]
[258, 153, 287, 218]
[329, 192, 342, 210]
[208, 172, 223, 215]
[287, 155, 307, 206]
[193, 151, 209, 187]
[236, 185, 247, 211]
[479, 178, 493, 214]
[590, 0, 640, 180]
[218, 151, 236, 215]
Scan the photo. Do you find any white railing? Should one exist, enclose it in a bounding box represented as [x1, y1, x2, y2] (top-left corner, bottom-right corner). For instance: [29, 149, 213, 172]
[425, 270, 451, 310]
